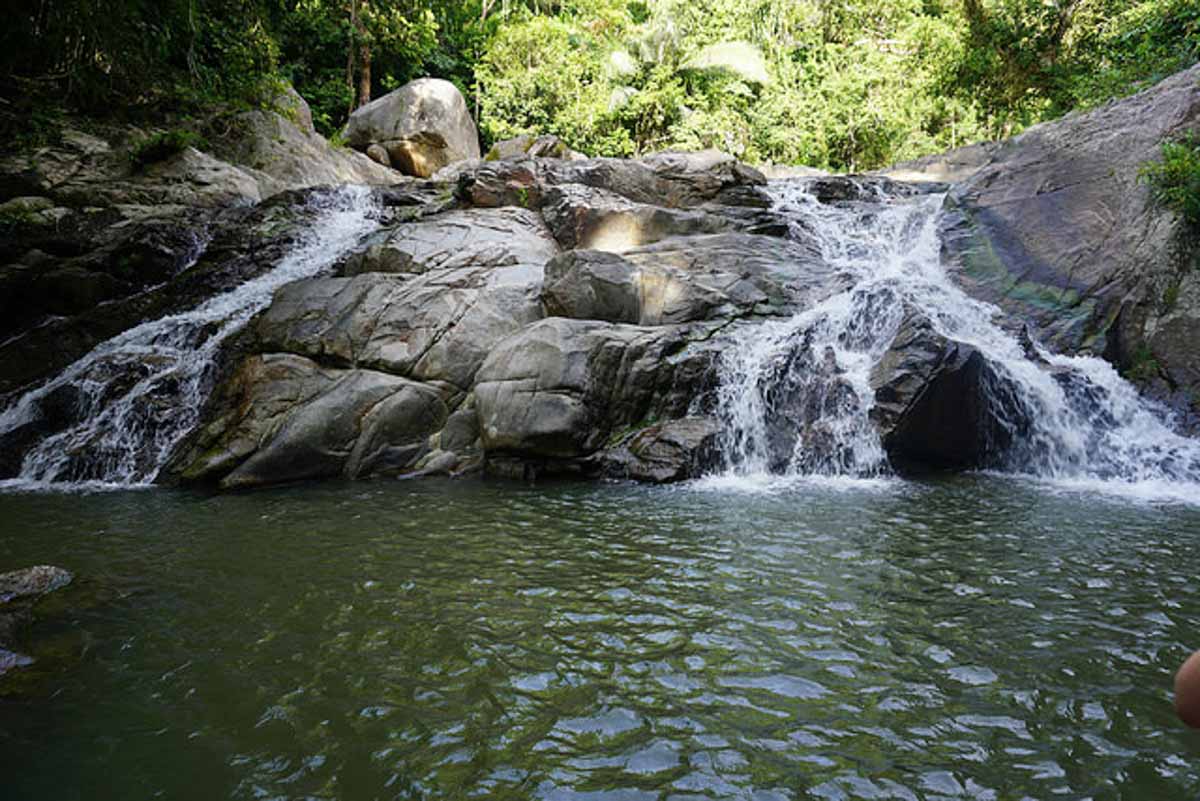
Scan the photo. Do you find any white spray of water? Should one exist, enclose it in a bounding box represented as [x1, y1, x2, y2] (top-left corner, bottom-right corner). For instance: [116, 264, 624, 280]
[708, 180, 1200, 503]
[0, 186, 378, 490]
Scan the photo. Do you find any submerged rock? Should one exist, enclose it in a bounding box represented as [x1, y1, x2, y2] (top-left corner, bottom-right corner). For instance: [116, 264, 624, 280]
[0, 565, 73, 677]
[0, 565, 73, 604]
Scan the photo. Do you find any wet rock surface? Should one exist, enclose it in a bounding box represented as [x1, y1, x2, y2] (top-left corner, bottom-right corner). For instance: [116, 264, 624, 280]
[870, 312, 1030, 471]
[0, 565, 73, 677]
[0, 91, 397, 401]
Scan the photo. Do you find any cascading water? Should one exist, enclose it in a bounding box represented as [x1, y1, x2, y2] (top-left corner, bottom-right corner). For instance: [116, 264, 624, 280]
[714, 179, 1200, 501]
[0, 186, 378, 489]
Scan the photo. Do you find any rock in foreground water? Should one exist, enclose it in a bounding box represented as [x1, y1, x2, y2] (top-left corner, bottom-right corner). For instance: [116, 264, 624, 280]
[0, 565, 73, 676]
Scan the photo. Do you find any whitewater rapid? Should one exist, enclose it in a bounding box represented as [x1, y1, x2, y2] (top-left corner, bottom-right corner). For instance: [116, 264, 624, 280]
[708, 180, 1200, 504]
[0, 186, 378, 490]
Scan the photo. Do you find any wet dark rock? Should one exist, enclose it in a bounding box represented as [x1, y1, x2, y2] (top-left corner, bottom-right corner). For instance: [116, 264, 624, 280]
[0, 187, 356, 396]
[458, 149, 769, 211]
[170, 354, 449, 488]
[870, 311, 1031, 471]
[474, 318, 712, 463]
[806, 175, 947, 204]
[0, 565, 73, 677]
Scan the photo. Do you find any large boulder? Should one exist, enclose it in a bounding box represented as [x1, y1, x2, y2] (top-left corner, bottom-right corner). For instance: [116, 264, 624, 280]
[599, 417, 721, 482]
[940, 63, 1200, 422]
[869, 309, 1031, 471]
[458, 149, 770, 211]
[342, 207, 558, 276]
[539, 183, 733, 252]
[347, 78, 481, 178]
[171, 354, 449, 489]
[255, 254, 545, 392]
[542, 230, 840, 326]
[473, 318, 712, 465]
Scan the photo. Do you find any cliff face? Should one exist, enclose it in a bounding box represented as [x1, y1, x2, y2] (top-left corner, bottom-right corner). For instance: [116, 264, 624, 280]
[940, 63, 1200, 428]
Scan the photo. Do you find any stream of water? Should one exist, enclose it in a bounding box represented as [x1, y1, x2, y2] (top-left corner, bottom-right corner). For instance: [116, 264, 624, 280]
[0, 186, 378, 488]
[713, 182, 1200, 504]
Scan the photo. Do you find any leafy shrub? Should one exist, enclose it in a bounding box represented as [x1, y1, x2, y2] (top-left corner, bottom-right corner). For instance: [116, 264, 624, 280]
[130, 129, 211, 168]
[1140, 133, 1200, 225]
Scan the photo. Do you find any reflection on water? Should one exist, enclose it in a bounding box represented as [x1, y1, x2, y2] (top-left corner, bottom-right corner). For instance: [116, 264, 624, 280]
[1, 476, 1198, 800]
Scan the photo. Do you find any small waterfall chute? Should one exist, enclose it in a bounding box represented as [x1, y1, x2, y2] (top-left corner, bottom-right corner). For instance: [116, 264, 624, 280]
[711, 179, 1200, 501]
[0, 186, 379, 489]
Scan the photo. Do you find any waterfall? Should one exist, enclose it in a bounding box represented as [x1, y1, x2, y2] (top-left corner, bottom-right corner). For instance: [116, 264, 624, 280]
[713, 179, 1200, 502]
[0, 186, 378, 489]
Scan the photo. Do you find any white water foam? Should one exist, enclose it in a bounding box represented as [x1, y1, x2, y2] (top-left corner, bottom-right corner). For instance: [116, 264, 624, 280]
[0, 185, 378, 490]
[709, 180, 1200, 504]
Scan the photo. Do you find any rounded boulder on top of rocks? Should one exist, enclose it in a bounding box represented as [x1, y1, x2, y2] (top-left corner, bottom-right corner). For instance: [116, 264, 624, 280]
[346, 78, 481, 178]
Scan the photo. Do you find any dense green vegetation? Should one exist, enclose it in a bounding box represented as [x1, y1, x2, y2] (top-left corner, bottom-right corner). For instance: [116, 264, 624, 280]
[129, 130, 213, 168]
[1142, 133, 1200, 227]
[3, 0, 1198, 170]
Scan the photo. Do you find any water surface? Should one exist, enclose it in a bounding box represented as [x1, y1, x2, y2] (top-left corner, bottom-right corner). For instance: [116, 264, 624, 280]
[1, 477, 1198, 800]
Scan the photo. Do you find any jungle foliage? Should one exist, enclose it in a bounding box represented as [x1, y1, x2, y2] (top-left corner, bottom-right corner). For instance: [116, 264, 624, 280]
[1141, 134, 1200, 227]
[2, 0, 1198, 171]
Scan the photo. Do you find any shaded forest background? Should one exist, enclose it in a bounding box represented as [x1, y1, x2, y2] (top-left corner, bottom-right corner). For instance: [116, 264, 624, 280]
[3, 0, 1198, 171]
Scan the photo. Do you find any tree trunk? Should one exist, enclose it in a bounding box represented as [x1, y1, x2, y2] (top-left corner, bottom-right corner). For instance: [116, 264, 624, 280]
[346, 0, 358, 117]
[358, 42, 372, 108]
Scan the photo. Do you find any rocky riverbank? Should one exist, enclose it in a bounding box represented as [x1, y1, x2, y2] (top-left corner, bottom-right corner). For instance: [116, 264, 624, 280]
[1, 65, 1198, 489]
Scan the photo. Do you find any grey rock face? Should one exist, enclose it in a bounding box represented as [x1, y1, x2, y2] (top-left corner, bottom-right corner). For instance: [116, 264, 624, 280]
[347, 78, 481, 178]
[459, 149, 770, 211]
[940, 63, 1200, 421]
[173, 354, 448, 489]
[474, 318, 709, 462]
[163, 146, 883, 488]
[207, 107, 396, 196]
[342, 207, 558, 276]
[542, 232, 826, 326]
[540, 183, 733, 252]
[599, 417, 721, 482]
[255, 266, 544, 392]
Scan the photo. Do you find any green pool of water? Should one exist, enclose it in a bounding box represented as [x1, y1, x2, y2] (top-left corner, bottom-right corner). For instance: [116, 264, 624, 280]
[1, 476, 1198, 800]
